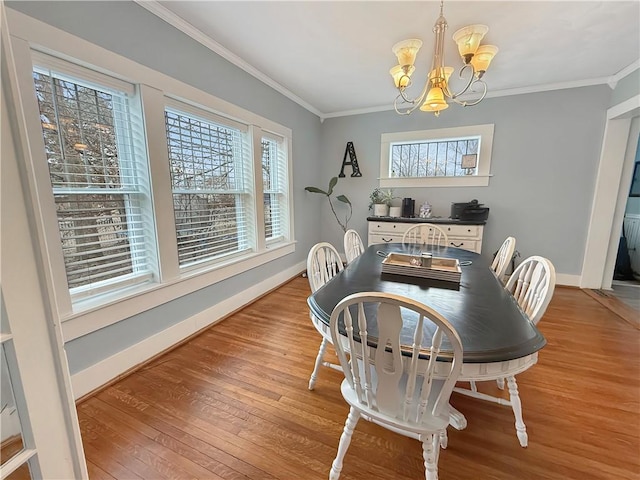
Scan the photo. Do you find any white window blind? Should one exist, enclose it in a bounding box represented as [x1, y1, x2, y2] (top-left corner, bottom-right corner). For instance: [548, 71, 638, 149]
[32, 65, 155, 299]
[164, 107, 254, 268]
[261, 134, 289, 242]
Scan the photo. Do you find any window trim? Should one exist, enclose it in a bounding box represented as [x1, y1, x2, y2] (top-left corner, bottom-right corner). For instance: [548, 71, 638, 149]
[6, 9, 295, 339]
[379, 124, 495, 188]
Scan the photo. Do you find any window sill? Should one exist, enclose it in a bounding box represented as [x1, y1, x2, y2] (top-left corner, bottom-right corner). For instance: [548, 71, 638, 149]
[61, 241, 296, 341]
[379, 175, 492, 188]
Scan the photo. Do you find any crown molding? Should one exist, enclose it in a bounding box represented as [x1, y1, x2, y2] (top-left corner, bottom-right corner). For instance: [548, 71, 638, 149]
[133, 0, 324, 119]
[134, 1, 640, 121]
[607, 59, 640, 89]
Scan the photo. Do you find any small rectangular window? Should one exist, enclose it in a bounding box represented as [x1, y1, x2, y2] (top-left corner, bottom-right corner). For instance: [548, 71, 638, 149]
[164, 106, 253, 268]
[32, 65, 155, 299]
[380, 124, 494, 188]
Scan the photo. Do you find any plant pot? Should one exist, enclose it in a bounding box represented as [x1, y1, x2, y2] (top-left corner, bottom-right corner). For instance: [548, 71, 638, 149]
[373, 204, 389, 217]
[389, 206, 402, 217]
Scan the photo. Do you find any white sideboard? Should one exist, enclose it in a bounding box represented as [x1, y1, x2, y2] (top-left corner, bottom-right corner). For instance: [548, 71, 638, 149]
[367, 218, 485, 254]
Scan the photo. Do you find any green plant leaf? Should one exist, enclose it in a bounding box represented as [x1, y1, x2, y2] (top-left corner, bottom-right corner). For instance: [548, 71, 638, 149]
[327, 176, 338, 195]
[305, 186, 328, 195]
[336, 195, 351, 205]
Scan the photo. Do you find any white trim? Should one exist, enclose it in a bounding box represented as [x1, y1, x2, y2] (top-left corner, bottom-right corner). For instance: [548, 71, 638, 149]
[133, 2, 639, 121]
[555, 274, 581, 288]
[323, 77, 617, 119]
[133, 0, 323, 120]
[70, 260, 305, 399]
[62, 242, 296, 341]
[608, 59, 640, 89]
[6, 9, 292, 140]
[7, 8, 297, 338]
[581, 94, 640, 288]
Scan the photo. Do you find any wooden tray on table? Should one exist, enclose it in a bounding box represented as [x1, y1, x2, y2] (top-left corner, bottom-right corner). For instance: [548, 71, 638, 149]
[381, 253, 462, 283]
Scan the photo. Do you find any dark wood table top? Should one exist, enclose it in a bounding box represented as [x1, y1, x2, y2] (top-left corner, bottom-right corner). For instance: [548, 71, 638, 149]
[307, 243, 546, 364]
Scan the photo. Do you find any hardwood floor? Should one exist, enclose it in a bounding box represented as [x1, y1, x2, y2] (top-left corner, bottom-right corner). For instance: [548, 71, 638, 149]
[76, 276, 640, 480]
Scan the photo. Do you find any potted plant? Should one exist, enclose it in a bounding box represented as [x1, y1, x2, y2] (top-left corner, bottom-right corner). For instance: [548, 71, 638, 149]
[369, 188, 396, 217]
[305, 177, 352, 233]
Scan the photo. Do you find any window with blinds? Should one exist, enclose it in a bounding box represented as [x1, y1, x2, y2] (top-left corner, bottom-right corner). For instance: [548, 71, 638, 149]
[32, 63, 155, 299]
[261, 135, 289, 242]
[164, 106, 253, 268]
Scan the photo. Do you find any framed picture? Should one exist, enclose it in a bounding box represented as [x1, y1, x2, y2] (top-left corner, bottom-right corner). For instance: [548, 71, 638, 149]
[630, 162, 640, 197]
[461, 154, 477, 169]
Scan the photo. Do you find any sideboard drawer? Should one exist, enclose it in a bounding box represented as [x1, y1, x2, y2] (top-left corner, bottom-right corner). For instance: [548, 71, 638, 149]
[446, 239, 481, 254]
[368, 233, 404, 245]
[442, 224, 481, 237]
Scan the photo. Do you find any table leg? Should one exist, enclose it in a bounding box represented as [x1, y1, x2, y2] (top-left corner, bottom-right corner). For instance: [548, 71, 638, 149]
[507, 375, 528, 447]
[448, 404, 467, 430]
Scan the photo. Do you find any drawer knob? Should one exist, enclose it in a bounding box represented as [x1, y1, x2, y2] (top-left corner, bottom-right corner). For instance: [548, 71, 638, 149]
[451, 242, 464, 247]
[382, 237, 393, 243]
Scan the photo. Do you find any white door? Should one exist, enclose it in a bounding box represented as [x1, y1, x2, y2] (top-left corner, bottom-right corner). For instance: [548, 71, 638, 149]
[1, 4, 87, 477]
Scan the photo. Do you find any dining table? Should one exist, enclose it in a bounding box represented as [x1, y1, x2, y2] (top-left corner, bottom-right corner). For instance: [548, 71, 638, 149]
[307, 242, 546, 447]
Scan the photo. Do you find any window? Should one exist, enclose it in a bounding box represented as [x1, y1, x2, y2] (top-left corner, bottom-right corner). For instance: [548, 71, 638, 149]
[261, 134, 289, 243]
[32, 57, 156, 300]
[379, 124, 494, 188]
[164, 103, 253, 268]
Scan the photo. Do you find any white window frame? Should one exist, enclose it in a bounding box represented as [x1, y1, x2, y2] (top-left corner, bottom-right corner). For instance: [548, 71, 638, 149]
[379, 124, 495, 188]
[30, 57, 158, 302]
[261, 131, 290, 245]
[7, 9, 295, 340]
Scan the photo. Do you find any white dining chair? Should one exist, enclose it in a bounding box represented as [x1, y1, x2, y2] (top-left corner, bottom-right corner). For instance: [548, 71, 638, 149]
[490, 236, 516, 284]
[307, 242, 344, 390]
[328, 291, 463, 480]
[343, 229, 365, 265]
[456, 255, 556, 447]
[402, 223, 449, 247]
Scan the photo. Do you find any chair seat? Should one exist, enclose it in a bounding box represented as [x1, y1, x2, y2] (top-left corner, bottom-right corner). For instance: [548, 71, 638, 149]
[340, 376, 450, 435]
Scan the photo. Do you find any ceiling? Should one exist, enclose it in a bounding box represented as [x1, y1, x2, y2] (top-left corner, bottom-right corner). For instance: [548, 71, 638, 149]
[145, 1, 639, 118]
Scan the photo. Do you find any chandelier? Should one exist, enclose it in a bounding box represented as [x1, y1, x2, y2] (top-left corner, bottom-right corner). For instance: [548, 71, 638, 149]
[390, 1, 498, 116]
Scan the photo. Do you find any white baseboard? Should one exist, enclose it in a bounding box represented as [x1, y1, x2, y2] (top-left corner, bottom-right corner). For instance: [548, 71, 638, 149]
[556, 273, 581, 287]
[70, 261, 306, 399]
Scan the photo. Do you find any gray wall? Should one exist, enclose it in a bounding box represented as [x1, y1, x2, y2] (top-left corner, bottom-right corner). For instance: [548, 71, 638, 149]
[8, 1, 323, 374]
[319, 86, 611, 276]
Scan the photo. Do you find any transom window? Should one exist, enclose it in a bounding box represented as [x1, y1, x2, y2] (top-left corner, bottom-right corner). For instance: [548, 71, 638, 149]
[380, 124, 494, 188]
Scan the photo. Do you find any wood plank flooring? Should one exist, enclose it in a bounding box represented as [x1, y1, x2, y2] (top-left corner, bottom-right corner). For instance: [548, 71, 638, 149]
[75, 276, 639, 480]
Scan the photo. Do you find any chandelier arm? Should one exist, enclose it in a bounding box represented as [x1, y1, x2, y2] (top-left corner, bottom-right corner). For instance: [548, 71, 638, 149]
[449, 78, 487, 107]
[394, 94, 423, 115]
[396, 77, 430, 106]
[443, 64, 475, 99]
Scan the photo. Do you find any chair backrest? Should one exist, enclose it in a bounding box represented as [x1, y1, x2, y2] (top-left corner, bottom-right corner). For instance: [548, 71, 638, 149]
[402, 223, 449, 247]
[329, 292, 463, 425]
[343, 229, 365, 264]
[307, 242, 344, 292]
[491, 236, 516, 284]
[505, 255, 556, 325]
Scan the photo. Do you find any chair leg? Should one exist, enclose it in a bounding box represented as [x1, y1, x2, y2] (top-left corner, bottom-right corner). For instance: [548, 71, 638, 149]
[421, 432, 440, 480]
[439, 429, 448, 450]
[329, 407, 360, 480]
[506, 375, 528, 447]
[309, 338, 329, 390]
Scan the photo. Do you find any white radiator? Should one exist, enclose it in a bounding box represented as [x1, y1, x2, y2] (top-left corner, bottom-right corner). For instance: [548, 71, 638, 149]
[623, 214, 640, 278]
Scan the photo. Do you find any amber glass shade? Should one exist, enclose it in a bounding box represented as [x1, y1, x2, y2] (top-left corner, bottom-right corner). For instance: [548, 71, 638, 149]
[420, 87, 449, 113]
[390, 65, 415, 88]
[392, 39, 423, 67]
[452, 25, 489, 59]
[470, 45, 499, 73]
[429, 66, 454, 87]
